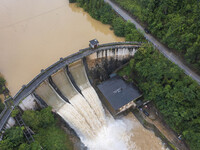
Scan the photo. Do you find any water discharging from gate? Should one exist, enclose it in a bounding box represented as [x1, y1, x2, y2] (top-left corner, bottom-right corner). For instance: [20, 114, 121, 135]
[34, 81, 95, 139]
[35, 61, 168, 150]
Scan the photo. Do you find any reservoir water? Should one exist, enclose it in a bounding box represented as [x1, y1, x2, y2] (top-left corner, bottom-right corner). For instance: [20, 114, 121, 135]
[0, 0, 123, 95]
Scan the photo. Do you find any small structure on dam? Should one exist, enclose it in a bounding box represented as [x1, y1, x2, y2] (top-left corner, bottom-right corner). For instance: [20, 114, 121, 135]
[97, 76, 142, 116]
[89, 39, 99, 49]
[0, 41, 140, 133]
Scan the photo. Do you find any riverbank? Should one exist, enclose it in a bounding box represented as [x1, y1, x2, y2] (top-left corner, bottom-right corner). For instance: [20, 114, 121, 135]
[0, 73, 9, 113]
[117, 45, 199, 150]
[132, 103, 189, 150]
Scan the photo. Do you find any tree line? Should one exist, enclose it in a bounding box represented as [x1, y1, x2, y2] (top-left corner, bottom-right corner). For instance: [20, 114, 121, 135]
[0, 107, 73, 150]
[69, 0, 145, 42]
[0, 76, 6, 112]
[118, 44, 200, 150]
[70, 0, 200, 149]
[114, 0, 200, 72]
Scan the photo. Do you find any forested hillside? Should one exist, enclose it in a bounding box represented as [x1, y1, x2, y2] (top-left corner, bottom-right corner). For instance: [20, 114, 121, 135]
[69, 0, 145, 41]
[70, 0, 200, 149]
[118, 44, 200, 150]
[0, 107, 73, 150]
[114, 0, 200, 71]
[0, 76, 6, 112]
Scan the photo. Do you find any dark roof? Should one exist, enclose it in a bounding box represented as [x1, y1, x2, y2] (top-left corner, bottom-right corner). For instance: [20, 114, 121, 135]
[97, 76, 142, 110]
[89, 39, 99, 45]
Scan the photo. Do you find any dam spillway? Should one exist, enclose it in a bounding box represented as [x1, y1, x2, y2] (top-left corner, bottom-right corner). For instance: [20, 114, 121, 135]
[34, 60, 136, 149]
[0, 42, 170, 150]
[51, 68, 103, 135]
[0, 42, 140, 131]
[34, 79, 96, 139]
[2, 42, 169, 150]
[68, 60, 106, 125]
[0, 43, 141, 149]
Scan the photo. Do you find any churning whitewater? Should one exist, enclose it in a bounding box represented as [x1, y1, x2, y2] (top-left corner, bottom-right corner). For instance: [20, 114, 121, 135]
[34, 61, 135, 149]
[35, 61, 168, 150]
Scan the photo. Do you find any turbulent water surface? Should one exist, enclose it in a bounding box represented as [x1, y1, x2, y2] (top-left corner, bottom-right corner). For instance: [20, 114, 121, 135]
[35, 61, 168, 150]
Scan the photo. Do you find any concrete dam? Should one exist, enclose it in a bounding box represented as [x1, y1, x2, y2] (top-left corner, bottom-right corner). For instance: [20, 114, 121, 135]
[0, 42, 141, 149]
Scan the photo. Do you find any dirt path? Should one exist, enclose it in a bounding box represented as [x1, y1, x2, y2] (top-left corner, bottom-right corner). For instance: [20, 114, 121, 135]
[138, 103, 189, 150]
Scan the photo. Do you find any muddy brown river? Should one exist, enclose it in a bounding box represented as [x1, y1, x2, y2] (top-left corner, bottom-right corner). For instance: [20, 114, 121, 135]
[0, 0, 123, 95]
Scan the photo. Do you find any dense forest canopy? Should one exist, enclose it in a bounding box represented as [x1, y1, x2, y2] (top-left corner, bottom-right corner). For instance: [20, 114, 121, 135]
[0, 107, 73, 150]
[70, 0, 145, 41]
[70, 0, 200, 149]
[114, 0, 200, 71]
[0, 76, 6, 112]
[118, 44, 200, 150]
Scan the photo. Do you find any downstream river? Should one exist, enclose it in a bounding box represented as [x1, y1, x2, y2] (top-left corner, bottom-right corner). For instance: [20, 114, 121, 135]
[0, 0, 123, 95]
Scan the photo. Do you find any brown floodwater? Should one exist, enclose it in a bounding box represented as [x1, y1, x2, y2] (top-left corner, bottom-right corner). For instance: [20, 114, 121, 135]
[0, 0, 124, 95]
[125, 113, 168, 150]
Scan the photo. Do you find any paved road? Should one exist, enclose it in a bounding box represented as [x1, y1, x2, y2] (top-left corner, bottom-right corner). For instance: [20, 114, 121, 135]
[0, 42, 139, 131]
[105, 0, 200, 85]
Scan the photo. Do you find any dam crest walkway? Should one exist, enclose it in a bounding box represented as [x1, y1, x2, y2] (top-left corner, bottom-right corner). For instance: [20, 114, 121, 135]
[0, 42, 140, 132]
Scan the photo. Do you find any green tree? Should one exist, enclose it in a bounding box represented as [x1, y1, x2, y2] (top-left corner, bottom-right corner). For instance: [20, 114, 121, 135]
[22, 110, 40, 130]
[112, 17, 125, 37]
[0, 77, 6, 94]
[114, 0, 200, 70]
[0, 100, 5, 112]
[0, 127, 24, 150]
[118, 44, 200, 149]
[39, 106, 55, 128]
[34, 126, 71, 150]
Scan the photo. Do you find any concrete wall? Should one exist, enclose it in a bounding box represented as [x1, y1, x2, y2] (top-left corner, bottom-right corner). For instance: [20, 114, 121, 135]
[86, 46, 139, 82]
[0, 42, 141, 132]
[19, 94, 38, 111]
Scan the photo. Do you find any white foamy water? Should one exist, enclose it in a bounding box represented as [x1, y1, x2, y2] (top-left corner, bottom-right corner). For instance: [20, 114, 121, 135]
[69, 94, 102, 135]
[57, 103, 95, 139]
[35, 61, 168, 150]
[34, 81, 95, 139]
[68, 60, 106, 125]
[81, 86, 106, 125]
[51, 69, 102, 133]
[83, 117, 136, 150]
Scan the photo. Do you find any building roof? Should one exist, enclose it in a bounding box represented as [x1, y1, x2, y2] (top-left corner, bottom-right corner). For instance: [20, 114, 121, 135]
[97, 76, 142, 110]
[89, 39, 99, 45]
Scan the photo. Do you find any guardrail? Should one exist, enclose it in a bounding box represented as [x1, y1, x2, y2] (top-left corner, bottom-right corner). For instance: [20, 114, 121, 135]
[0, 42, 141, 132]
